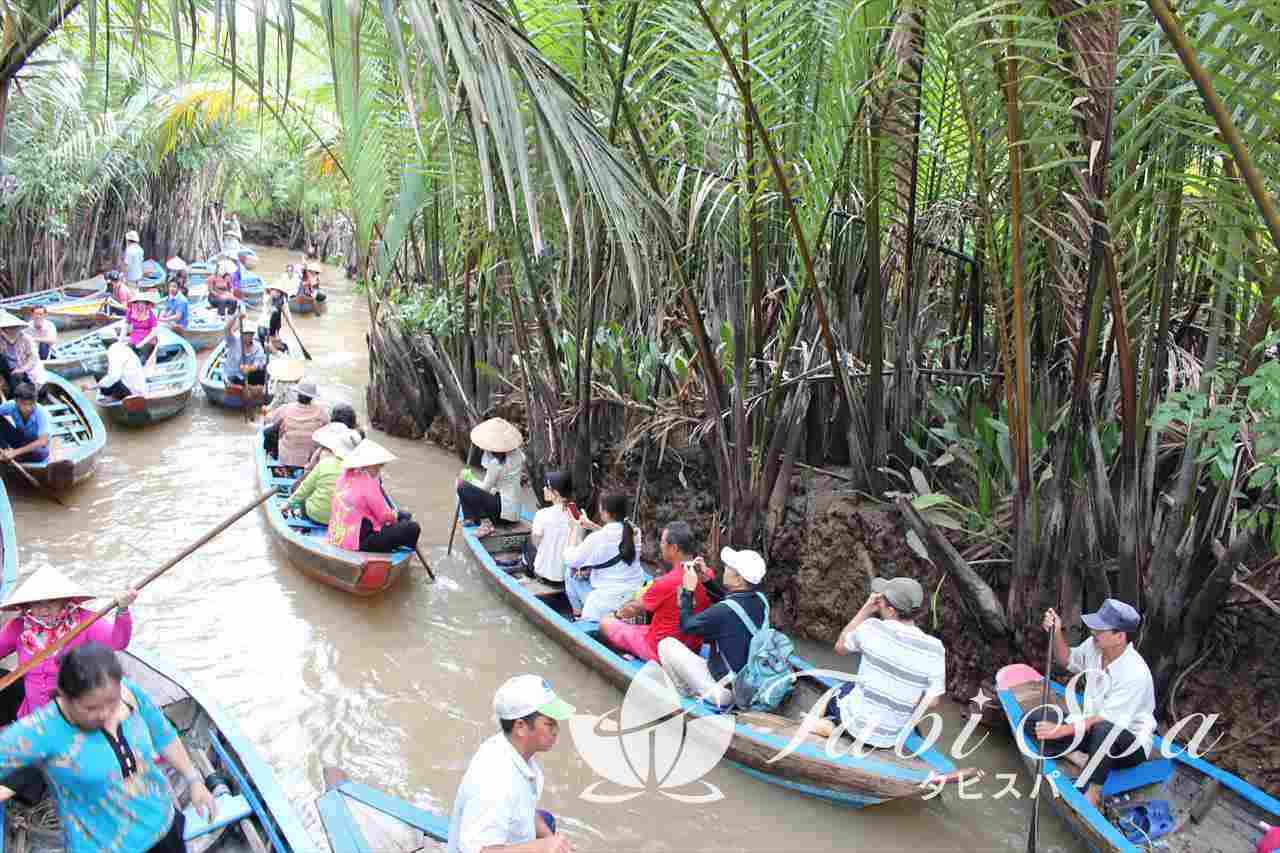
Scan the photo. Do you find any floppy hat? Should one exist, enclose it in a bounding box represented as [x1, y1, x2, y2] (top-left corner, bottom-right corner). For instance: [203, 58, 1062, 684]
[125, 230, 140, 242]
[872, 576, 925, 614]
[2, 566, 96, 610]
[267, 358, 304, 382]
[165, 256, 187, 272]
[341, 439, 397, 469]
[0, 309, 30, 329]
[312, 423, 361, 458]
[721, 547, 767, 585]
[295, 381, 319, 399]
[470, 417, 523, 453]
[494, 674, 575, 721]
[1081, 598, 1141, 632]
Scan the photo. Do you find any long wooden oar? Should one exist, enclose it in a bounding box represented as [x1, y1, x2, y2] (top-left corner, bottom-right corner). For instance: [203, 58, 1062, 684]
[282, 309, 312, 361]
[1025, 621, 1055, 853]
[0, 489, 275, 694]
[446, 499, 460, 555]
[378, 485, 435, 582]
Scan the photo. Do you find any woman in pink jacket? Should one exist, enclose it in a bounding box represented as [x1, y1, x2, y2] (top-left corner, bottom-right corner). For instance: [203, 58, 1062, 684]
[0, 566, 136, 804]
[328, 439, 421, 553]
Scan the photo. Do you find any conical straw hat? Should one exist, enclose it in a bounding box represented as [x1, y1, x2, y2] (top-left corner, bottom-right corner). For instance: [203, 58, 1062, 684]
[2, 565, 96, 610]
[267, 274, 298, 296]
[268, 358, 305, 383]
[0, 309, 30, 330]
[341, 439, 397, 469]
[165, 256, 187, 272]
[312, 423, 361, 458]
[471, 417, 523, 453]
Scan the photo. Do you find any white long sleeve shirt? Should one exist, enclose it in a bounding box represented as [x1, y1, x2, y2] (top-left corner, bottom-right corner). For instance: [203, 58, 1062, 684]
[98, 341, 147, 397]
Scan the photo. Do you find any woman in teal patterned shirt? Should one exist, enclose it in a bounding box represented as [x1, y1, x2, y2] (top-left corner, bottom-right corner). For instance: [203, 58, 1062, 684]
[0, 643, 216, 852]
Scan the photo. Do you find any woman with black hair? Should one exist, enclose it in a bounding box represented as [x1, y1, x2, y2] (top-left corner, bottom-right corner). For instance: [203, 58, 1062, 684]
[0, 643, 215, 852]
[524, 471, 576, 582]
[562, 491, 645, 621]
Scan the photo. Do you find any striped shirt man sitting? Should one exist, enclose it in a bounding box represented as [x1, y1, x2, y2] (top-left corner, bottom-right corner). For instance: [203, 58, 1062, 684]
[814, 576, 946, 747]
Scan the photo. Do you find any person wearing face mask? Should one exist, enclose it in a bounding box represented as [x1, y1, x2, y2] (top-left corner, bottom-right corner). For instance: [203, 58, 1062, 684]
[0, 643, 215, 852]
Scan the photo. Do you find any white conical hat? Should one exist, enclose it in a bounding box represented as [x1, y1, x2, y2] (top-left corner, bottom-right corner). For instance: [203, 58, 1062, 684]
[312, 423, 361, 458]
[165, 256, 188, 272]
[470, 417, 523, 453]
[267, 274, 298, 296]
[341, 439, 397, 469]
[2, 565, 97, 610]
[125, 230, 140, 242]
[0, 309, 30, 330]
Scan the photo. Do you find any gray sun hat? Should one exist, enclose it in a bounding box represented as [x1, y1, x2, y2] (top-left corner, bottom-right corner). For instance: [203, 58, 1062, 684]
[872, 576, 925, 614]
[1081, 598, 1141, 633]
[295, 381, 319, 399]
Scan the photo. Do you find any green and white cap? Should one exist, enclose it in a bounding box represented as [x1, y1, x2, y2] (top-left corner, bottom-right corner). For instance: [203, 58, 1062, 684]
[494, 674, 575, 721]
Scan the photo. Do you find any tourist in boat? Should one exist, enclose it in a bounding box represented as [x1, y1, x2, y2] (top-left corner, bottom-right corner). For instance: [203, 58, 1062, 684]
[1024, 600, 1156, 808]
[164, 256, 189, 296]
[122, 229, 145, 288]
[263, 380, 329, 466]
[207, 259, 239, 315]
[158, 278, 190, 330]
[301, 260, 327, 305]
[600, 521, 711, 662]
[98, 328, 148, 400]
[221, 312, 268, 401]
[28, 305, 56, 360]
[0, 643, 216, 851]
[523, 470, 575, 583]
[328, 439, 422, 553]
[456, 417, 527, 536]
[562, 492, 645, 622]
[287, 423, 360, 525]
[0, 311, 46, 395]
[258, 275, 295, 354]
[126, 292, 161, 366]
[447, 674, 574, 853]
[0, 383, 50, 463]
[657, 547, 768, 707]
[811, 576, 946, 748]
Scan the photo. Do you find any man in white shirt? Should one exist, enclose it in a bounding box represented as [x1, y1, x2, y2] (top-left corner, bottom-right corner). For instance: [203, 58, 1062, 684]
[28, 306, 57, 359]
[447, 675, 574, 853]
[122, 230, 145, 286]
[98, 330, 148, 400]
[814, 575, 946, 748]
[1029, 599, 1156, 808]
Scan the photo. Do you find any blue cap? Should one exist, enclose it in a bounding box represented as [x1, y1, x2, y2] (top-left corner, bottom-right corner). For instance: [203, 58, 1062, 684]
[1081, 599, 1141, 632]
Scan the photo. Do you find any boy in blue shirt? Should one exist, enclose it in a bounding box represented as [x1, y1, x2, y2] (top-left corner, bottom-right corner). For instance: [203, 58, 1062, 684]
[0, 383, 50, 462]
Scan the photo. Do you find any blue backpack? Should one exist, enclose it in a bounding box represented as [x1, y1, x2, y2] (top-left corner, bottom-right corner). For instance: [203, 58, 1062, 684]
[722, 593, 795, 712]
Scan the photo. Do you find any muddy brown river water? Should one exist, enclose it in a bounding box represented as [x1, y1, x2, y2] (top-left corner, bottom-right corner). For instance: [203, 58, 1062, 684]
[7, 246, 1084, 851]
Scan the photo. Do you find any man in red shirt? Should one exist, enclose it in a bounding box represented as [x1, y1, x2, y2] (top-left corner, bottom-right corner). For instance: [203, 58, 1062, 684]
[600, 521, 710, 661]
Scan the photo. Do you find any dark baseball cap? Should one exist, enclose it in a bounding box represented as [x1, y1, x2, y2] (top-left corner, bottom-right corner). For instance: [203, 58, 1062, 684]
[1081, 598, 1141, 632]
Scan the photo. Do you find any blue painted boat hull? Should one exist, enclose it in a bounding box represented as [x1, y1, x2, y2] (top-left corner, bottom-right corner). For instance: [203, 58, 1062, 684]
[9, 372, 106, 491]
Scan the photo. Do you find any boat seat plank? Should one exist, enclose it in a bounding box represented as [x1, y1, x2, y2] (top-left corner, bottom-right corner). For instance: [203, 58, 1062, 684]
[182, 794, 253, 840]
[1102, 758, 1175, 797]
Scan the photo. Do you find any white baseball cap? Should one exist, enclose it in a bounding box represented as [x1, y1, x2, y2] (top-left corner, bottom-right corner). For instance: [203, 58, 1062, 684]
[493, 675, 575, 721]
[721, 547, 767, 585]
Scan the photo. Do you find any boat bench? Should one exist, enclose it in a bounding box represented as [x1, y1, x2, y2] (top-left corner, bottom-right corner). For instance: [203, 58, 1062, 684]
[1102, 758, 1175, 797]
[182, 793, 252, 840]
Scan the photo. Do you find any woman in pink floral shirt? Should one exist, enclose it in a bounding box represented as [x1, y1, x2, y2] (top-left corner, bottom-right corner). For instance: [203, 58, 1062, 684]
[328, 439, 421, 553]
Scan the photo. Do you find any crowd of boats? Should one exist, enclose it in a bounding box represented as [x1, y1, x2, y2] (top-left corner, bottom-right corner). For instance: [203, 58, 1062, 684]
[0, 245, 1277, 852]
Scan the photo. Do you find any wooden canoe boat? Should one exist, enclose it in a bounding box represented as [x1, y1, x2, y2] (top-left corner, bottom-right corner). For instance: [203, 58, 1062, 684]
[0, 481, 15, 594]
[168, 305, 227, 351]
[0, 283, 111, 331]
[316, 767, 447, 852]
[996, 664, 1280, 852]
[95, 326, 197, 426]
[43, 321, 124, 379]
[0, 646, 315, 851]
[463, 520, 973, 806]
[239, 273, 265, 307]
[8, 373, 105, 491]
[255, 432, 412, 595]
[200, 341, 277, 409]
[288, 291, 326, 316]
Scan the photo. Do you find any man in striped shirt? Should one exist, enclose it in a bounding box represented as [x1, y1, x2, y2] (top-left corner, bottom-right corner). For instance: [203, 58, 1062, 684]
[813, 576, 946, 748]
